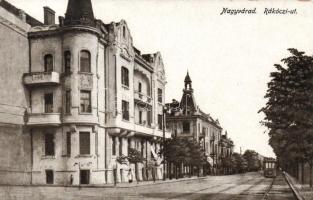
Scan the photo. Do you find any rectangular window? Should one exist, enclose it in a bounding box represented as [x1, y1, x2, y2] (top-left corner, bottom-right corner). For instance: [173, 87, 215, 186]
[44, 93, 53, 113]
[121, 67, 129, 87]
[44, 54, 53, 72]
[80, 90, 91, 113]
[46, 170, 54, 184]
[119, 137, 122, 156]
[147, 110, 151, 126]
[183, 122, 190, 133]
[80, 170, 90, 184]
[66, 132, 71, 156]
[79, 132, 90, 155]
[64, 51, 71, 74]
[158, 88, 163, 103]
[122, 100, 129, 121]
[112, 136, 116, 156]
[65, 90, 71, 114]
[45, 133, 55, 156]
[139, 111, 142, 124]
[158, 114, 163, 130]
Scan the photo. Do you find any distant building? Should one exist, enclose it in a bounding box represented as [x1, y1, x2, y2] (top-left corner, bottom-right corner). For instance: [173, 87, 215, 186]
[219, 131, 234, 174]
[166, 72, 223, 174]
[0, 0, 170, 185]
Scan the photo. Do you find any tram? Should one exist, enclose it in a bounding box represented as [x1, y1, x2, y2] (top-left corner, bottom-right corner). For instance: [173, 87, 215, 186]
[263, 158, 277, 178]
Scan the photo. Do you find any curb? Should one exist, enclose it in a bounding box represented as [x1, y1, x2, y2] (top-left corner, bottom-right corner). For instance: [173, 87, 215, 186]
[283, 172, 304, 200]
[116, 176, 208, 188]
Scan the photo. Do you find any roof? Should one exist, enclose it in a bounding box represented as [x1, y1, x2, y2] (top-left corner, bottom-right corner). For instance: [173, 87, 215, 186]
[184, 71, 192, 83]
[0, 0, 42, 27]
[64, 0, 95, 27]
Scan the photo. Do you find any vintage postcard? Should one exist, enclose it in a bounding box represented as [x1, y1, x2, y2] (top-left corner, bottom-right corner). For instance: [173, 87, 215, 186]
[0, 0, 312, 199]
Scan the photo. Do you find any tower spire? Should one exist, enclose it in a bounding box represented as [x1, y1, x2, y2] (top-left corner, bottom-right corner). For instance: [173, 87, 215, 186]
[184, 70, 192, 90]
[64, 0, 95, 27]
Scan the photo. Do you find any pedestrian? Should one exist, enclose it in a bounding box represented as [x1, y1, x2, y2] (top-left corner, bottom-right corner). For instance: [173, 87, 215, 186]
[69, 174, 74, 185]
[128, 168, 133, 183]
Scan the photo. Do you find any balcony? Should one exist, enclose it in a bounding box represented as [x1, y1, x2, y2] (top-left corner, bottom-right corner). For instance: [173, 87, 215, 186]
[134, 91, 152, 105]
[134, 124, 154, 136]
[26, 113, 61, 126]
[23, 72, 60, 86]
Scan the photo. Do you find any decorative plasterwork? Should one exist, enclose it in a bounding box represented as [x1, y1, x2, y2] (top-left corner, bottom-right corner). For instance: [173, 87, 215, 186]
[79, 73, 93, 89]
[134, 64, 151, 82]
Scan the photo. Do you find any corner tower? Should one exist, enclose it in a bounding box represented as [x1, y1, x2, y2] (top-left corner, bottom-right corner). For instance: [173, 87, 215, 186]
[64, 0, 95, 26]
[181, 71, 197, 115]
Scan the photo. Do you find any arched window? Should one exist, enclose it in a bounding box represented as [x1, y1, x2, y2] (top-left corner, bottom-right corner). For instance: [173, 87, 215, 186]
[80, 50, 91, 72]
[121, 67, 129, 87]
[64, 51, 71, 74]
[138, 82, 142, 93]
[44, 54, 53, 72]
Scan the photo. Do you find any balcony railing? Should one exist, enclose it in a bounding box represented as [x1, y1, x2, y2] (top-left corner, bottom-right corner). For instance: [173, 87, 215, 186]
[134, 91, 152, 105]
[26, 113, 61, 126]
[23, 71, 60, 86]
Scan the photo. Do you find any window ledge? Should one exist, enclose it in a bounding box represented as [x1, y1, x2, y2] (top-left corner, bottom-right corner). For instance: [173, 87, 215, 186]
[42, 155, 56, 159]
[122, 85, 130, 90]
[75, 154, 93, 158]
[79, 112, 93, 115]
[122, 119, 130, 123]
[78, 72, 93, 75]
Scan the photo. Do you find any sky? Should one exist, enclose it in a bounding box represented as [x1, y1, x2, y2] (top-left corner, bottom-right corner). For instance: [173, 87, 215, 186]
[7, 0, 313, 157]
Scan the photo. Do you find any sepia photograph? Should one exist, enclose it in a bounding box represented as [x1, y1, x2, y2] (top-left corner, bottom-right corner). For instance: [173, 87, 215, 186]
[1, 0, 313, 199]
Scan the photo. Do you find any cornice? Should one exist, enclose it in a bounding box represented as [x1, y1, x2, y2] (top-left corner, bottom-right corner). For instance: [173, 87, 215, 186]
[28, 25, 109, 44]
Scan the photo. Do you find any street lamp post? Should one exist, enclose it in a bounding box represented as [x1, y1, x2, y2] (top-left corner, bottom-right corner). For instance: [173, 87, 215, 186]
[162, 105, 168, 181]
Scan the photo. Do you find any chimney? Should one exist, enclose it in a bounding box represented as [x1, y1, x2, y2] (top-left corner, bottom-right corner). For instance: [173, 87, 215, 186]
[43, 6, 55, 25]
[18, 9, 26, 22]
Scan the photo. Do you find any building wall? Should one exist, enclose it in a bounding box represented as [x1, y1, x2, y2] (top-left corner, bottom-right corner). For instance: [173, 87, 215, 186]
[28, 29, 107, 185]
[0, 5, 31, 185]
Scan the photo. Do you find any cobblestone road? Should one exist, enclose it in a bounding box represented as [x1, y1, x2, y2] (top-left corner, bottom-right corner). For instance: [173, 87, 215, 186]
[0, 172, 296, 200]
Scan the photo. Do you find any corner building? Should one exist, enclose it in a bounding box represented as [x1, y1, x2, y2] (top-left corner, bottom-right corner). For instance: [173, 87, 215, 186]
[21, 0, 170, 185]
[166, 72, 223, 175]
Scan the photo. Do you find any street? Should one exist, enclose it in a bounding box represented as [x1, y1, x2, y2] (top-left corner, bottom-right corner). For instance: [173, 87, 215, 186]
[0, 172, 296, 200]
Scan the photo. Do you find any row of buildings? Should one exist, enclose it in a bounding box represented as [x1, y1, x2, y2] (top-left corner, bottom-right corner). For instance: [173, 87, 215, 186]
[0, 0, 233, 185]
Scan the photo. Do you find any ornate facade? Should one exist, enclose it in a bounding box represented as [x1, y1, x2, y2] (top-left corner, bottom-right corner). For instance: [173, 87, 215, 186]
[166, 72, 226, 174]
[0, 0, 170, 185]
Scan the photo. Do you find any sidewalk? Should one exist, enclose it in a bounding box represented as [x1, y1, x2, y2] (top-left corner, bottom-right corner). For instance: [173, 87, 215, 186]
[0, 176, 207, 189]
[267, 171, 296, 200]
[284, 172, 313, 200]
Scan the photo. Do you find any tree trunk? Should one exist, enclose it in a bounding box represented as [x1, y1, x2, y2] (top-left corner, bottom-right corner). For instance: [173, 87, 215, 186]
[310, 162, 313, 188]
[301, 161, 305, 184]
[135, 163, 139, 183]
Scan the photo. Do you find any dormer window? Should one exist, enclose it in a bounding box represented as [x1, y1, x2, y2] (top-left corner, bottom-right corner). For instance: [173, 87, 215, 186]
[44, 54, 53, 72]
[80, 50, 91, 73]
[123, 26, 126, 38]
[138, 82, 142, 93]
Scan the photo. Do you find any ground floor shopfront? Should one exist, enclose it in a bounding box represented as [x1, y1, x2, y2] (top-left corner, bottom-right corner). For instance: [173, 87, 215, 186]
[29, 124, 166, 186]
